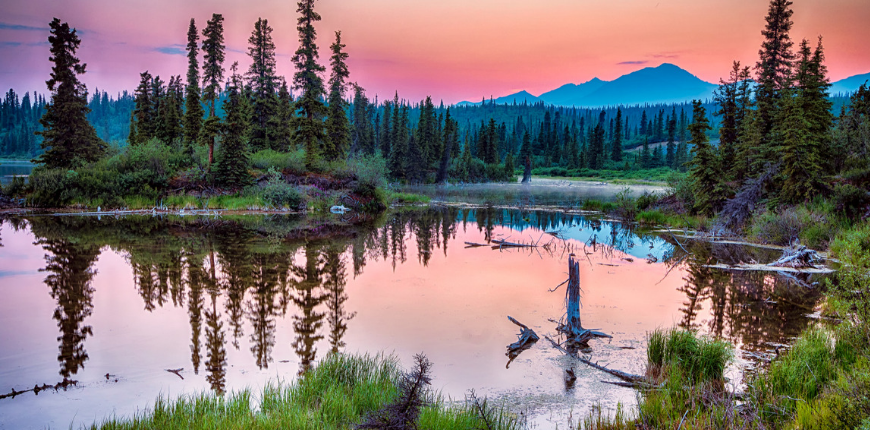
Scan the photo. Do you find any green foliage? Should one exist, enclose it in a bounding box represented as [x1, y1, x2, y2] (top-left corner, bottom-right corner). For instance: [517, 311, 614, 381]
[748, 205, 837, 247]
[346, 152, 388, 189]
[36, 19, 106, 169]
[324, 31, 351, 162]
[646, 328, 732, 384]
[636, 210, 667, 226]
[214, 66, 252, 188]
[293, 0, 328, 171]
[260, 169, 303, 210]
[28, 138, 187, 208]
[250, 148, 305, 173]
[686, 100, 725, 215]
[613, 187, 636, 220]
[665, 171, 694, 209]
[832, 183, 870, 220]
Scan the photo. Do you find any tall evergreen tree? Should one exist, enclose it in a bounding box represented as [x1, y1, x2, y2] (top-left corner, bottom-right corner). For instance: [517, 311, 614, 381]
[753, 0, 795, 173]
[246, 18, 280, 152]
[130, 71, 155, 145]
[36, 19, 106, 168]
[436, 107, 456, 183]
[215, 63, 251, 187]
[350, 84, 372, 155]
[183, 18, 204, 155]
[780, 38, 831, 203]
[687, 100, 724, 215]
[666, 108, 676, 168]
[201, 13, 226, 165]
[274, 79, 295, 151]
[611, 107, 623, 162]
[292, 0, 328, 170]
[324, 31, 350, 161]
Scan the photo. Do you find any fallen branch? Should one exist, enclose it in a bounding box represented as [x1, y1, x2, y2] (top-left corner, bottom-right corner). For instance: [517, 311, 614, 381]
[506, 316, 539, 365]
[544, 335, 647, 385]
[0, 379, 78, 400]
[464, 241, 489, 248]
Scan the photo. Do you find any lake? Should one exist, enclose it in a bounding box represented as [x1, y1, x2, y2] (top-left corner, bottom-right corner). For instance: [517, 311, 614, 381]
[0, 160, 34, 186]
[0, 207, 823, 429]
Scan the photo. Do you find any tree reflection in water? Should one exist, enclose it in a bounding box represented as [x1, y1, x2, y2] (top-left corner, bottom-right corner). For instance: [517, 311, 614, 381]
[13, 208, 826, 392]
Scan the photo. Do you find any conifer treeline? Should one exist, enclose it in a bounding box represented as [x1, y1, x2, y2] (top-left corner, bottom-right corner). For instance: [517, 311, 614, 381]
[686, 0, 870, 215]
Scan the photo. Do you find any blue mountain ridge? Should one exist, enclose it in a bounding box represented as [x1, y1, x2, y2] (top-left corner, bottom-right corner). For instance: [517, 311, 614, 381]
[459, 63, 868, 107]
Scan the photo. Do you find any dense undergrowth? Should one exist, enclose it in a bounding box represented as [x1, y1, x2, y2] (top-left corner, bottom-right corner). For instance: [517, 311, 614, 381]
[0, 139, 432, 212]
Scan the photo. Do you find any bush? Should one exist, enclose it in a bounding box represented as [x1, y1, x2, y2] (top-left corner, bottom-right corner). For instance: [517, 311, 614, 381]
[347, 153, 388, 188]
[260, 169, 303, 210]
[666, 171, 694, 209]
[636, 191, 660, 211]
[832, 183, 870, 220]
[749, 206, 836, 247]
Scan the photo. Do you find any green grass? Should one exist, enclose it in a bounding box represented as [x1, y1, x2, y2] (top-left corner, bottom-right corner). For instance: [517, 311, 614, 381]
[646, 328, 732, 384]
[88, 353, 519, 430]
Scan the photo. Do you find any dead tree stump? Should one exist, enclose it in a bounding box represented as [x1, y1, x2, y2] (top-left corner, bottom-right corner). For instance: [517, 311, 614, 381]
[556, 254, 611, 347]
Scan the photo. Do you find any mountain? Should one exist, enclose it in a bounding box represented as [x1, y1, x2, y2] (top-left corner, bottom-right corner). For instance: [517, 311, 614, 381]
[457, 90, 540, 106]
[538, 78, 606, 106]
[566, 63, 716, 107]
[830, 72, 870, 95]
[458, 63, 718, 108]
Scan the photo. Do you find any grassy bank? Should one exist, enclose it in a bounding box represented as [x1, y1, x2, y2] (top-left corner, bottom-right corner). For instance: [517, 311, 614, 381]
[579, 221, 870, 430]
[89, 353, 518, 430]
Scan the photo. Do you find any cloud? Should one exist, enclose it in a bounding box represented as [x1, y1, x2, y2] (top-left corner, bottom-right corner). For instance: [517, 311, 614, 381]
[154, 44, 186, 55]
[0, 22, 46, 32]
[618, 61, 648, 65]
[651, 52, 682, 59]
[0, 40, 48, 47]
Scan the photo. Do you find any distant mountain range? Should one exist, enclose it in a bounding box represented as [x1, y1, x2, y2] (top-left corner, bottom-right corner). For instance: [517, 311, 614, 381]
[458, 63, 870, 108]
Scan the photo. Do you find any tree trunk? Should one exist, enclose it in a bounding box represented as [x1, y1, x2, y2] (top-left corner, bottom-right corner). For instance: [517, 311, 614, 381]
[566, 254, 581, 333]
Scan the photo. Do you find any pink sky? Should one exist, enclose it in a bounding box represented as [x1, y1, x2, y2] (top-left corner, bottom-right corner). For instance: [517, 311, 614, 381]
[1, 0, 869, 104]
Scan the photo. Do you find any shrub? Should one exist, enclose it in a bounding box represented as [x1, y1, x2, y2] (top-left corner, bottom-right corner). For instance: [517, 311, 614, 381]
[260, 169, 303, 210]
[749, 206, 834, 247]
[832, 183, 870, 220]
[613, 187, 636, 220]
[347, 153, 388, 188]
[635, 191, 661, 211]
[666, 171, 694, 209]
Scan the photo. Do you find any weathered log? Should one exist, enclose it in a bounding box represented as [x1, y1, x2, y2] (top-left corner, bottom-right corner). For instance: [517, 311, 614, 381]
[769, 243, 824, 268]
[464, 241, 489, 248]
[506, 316, 539, 362]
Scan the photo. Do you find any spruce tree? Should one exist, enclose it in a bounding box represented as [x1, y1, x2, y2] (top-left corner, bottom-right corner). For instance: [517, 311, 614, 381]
[215, 63, 251, 188]
[201, 13, 226, 165]
[754, 0, 795, 173]
[779, 38, 831, 203]
[519, 130, 532, 183]
[641, 136, 651, 168]
[292, 0, 327, 170]
[350, 84, 372, 155]
[275, 79, 295, 151]
[36, 18, 106, 168]
[611, 108, 623, 162]
[183, 18, 204, 155]
[130, 71, 155, 145]
[687, 100, 724, 215]
[666, 108, 676, 168]
[246, 18, 280, 152]
[324, 31, 350, 161]
[436, 107, 456, 183]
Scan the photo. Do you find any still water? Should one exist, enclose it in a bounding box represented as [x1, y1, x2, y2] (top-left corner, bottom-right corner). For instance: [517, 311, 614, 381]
[0, 208, 822, 429]
[0, 160, 33, 186]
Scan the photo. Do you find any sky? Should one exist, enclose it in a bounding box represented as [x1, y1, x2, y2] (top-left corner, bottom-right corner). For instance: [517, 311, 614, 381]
[1, 0, 869, 104]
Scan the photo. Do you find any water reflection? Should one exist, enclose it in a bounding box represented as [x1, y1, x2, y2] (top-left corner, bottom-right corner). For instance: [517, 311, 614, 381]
[7, 207, 824, 399]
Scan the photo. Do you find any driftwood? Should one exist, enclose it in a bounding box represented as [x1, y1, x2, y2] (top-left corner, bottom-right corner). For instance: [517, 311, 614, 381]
[491, 239, 536, 248]
[0, 378, 78, 400]
[702, 264, 833, 274]
[464, 241, 489, 248]
[165, 368, 184, 379]
[506, 316, 539, 367]
[769, 242, 824, 269]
